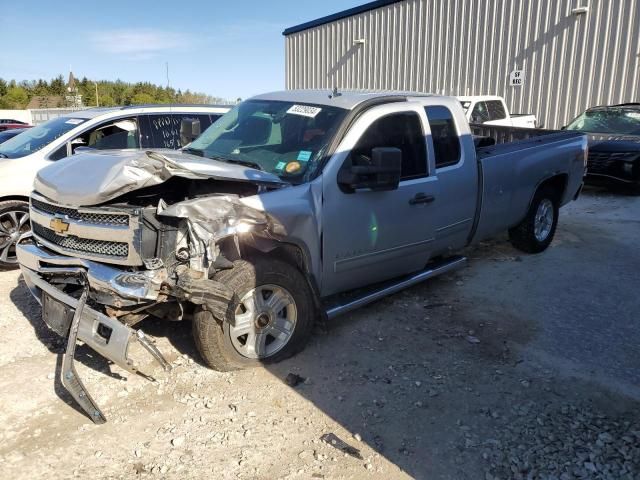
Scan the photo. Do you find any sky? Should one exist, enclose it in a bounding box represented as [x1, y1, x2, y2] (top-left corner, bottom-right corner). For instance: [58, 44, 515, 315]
[0, 0, 364, 100]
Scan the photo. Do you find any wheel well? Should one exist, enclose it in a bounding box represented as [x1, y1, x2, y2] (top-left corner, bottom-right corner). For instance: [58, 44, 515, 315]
[537, 174, 568, 202]
[241, 241, 309, 274]
[0, 195, 30, 204]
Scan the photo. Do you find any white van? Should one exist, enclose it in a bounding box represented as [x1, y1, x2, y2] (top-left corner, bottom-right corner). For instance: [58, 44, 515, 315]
[0, 105, 229, 268]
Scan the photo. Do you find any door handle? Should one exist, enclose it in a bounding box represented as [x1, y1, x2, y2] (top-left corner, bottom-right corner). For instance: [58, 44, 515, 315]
[409, 193, 435, 205]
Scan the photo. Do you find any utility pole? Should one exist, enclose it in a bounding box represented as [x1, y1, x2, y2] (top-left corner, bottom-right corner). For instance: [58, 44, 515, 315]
[95, 82, 99, 107]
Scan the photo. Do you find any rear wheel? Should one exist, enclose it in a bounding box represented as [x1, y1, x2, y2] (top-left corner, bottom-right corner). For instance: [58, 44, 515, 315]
[193, 257, 315, 371]
[508, 186, 559, 254]
[0, 200, 30, 270]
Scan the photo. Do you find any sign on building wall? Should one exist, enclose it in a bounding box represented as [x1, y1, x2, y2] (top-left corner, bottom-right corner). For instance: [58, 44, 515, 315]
[509, 69, 524, 87]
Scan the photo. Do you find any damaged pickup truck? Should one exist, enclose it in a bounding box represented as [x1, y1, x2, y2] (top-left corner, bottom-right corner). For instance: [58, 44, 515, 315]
[16, 90, 587, 422]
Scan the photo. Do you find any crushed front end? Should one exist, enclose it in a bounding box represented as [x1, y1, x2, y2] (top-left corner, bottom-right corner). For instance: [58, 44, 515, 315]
[17, 189, 253, 422]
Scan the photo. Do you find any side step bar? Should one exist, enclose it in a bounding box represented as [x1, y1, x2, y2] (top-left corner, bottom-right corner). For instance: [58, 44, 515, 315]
[325, 255, 467, 319]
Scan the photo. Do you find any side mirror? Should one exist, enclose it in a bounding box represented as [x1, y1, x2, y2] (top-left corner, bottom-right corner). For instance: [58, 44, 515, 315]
[338, 147, 402, 192]
[180, 118, 201, 146]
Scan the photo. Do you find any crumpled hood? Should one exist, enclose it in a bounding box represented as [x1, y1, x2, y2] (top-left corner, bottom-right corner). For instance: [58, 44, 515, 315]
[34, 149, 286, 206]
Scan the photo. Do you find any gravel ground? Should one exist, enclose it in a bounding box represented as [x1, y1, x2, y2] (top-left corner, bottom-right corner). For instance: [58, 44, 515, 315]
[0, 188, 638, 479]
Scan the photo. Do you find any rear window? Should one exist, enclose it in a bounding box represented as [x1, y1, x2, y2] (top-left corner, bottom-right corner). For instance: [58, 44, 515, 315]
[486, 100, 507, 120]
[425, 106, 461, 169]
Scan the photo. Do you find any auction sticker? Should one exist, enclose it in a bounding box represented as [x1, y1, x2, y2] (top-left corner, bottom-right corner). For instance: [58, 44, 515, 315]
[287, 105, 322, 118]
[297, 150, 312, 161]
[65, 119, 84, 125]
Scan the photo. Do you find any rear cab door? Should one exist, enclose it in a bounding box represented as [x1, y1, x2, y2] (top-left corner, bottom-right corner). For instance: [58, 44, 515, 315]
[320, 101, 440, 295]
[416, 97, 479, 253]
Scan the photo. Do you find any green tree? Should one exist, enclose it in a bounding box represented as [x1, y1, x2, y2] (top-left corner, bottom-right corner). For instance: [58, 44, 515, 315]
[50, 75, 65, 95]
[130, 92, 155, 105]
[4, 86, 29, 108]
[99, 94, 116, 107]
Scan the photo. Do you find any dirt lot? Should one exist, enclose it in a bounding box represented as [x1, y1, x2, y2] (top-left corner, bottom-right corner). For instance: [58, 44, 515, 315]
[0, 188, 638, 480]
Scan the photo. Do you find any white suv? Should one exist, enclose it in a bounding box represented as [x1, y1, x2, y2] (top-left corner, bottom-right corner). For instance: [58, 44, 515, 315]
[0, 105, 229, 268]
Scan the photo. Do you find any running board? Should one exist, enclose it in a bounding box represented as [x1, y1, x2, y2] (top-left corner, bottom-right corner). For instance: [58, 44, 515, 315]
[325, 256, 467, 320]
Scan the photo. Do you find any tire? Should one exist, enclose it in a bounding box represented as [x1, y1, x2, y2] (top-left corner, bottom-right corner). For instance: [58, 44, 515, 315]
[508, 186, 559, 254]
[193, 257, 316, 371]
[0, 200, 30, 270]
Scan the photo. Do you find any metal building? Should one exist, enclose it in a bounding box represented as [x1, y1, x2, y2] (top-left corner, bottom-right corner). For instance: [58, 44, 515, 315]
[283, 0, 640, 128]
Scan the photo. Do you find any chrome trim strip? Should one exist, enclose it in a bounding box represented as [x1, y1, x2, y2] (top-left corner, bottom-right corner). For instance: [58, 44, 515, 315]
[326, 256, 467, 319]
[30, 209, 130, 239]
[436, 217, 472, 232]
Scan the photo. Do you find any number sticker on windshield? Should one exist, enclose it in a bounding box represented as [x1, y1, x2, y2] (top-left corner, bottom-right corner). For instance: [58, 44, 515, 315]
[287, 105, 322, 118]
[297, 150, 312, 161]
[65, 119, 84, 125]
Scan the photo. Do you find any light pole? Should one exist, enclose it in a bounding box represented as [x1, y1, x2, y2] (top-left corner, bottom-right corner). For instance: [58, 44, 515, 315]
[95, 82, 100, 107]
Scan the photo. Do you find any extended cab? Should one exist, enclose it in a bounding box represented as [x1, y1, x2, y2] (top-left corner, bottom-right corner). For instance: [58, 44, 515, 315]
[16, 90, 586, 422]
[0, 105, 229, 268]
[458, 95, 538, 128]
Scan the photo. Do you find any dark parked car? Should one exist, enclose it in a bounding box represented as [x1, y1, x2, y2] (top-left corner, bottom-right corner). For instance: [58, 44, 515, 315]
[0, 119, 30, 132]
[565, 103, 640, 191]
[0, 127, 30, 144]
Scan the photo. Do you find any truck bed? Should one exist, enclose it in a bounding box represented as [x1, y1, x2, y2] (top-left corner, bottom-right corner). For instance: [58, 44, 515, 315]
[469, 124, 587, 244]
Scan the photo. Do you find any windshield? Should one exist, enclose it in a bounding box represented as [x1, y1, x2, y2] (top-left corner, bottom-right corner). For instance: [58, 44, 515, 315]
[0, 116, 87, 159]
[565, 108, 640, 135]
[186, 100, 347, 183]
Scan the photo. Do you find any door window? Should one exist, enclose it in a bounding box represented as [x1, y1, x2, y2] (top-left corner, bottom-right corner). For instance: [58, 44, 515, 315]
[425, 106, 461, 169]
[145, 114, 218, 149]
[351, 112, 427, 180]
[470, 102, 490, 123]
[485, 100, 507, 120]
[72, 117, 139, 153]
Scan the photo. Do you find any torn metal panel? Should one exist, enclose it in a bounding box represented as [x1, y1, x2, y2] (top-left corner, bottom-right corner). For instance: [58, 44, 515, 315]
[34, 149, 286, 207]
[241, 178, 325, 285]
[158, 194, 273, 272]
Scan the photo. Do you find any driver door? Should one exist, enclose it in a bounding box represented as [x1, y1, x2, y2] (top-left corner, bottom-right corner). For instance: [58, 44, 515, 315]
[321, 102, 439, 296]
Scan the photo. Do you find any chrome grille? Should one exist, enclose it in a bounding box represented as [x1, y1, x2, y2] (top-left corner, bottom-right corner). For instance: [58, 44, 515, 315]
[33, 223, 129, 258]
[31, 198, 129, 226]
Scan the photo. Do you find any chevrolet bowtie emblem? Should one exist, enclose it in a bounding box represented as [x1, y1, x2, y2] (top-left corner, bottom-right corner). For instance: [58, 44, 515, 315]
[50, 217, 70, 235]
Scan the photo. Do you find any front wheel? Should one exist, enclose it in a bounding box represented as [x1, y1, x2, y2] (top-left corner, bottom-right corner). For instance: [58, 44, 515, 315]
[193, 257, 315, 371]
[508, 186, 559, 254]
[0, 200, 30, 270]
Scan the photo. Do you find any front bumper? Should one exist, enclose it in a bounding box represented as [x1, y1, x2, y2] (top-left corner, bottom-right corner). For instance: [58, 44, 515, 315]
[16, 238, 171, 423]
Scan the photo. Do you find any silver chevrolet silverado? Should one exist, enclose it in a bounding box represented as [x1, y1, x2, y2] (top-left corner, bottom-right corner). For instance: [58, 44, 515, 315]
[16, 90, 587, 422]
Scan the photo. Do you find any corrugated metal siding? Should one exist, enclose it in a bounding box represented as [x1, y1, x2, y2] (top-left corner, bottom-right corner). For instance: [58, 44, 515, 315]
[285, 0, 640, 128]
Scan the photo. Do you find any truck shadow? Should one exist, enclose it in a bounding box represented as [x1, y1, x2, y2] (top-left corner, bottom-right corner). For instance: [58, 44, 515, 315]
[146, 267, 537, 478]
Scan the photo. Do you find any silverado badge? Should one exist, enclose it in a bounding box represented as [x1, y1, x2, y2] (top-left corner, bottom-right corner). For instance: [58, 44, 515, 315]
[50, 217, 70, 235]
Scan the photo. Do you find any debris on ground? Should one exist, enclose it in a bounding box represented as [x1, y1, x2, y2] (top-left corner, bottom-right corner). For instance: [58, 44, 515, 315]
[284, 372, 305, 387]
[320, 433, 364, 460]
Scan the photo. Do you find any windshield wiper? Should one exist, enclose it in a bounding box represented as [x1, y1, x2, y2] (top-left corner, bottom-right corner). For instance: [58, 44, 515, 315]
[208, 154, 264, 171]
[182, 147, 204, 157]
